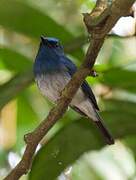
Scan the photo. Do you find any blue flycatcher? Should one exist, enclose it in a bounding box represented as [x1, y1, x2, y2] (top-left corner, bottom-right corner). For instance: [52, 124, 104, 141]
[34, 36, 114, 145]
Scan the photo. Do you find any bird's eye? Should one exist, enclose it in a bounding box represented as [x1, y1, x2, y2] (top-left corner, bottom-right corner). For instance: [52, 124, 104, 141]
[54, 42, 59, 47]
[51, 42, 59, 48]
[47, 41, 59, 48]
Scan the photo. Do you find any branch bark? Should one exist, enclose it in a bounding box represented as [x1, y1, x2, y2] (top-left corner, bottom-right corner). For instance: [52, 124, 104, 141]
[4, 0, 135, 179]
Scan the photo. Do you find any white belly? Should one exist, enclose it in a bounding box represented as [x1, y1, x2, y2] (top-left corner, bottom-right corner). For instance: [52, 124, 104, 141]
[35, 72, 70, 102]
[35, 72, 96, 120]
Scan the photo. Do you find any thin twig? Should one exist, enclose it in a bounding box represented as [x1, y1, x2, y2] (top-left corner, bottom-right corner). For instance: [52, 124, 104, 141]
[4, 0, 135, 179]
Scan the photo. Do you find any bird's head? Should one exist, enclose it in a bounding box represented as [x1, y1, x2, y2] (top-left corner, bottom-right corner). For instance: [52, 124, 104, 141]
[40, 36, 63, 52]
[34, 36, 64, 74]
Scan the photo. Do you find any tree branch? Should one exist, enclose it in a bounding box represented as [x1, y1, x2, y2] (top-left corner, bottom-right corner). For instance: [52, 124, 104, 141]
[4, 0, 135, 179]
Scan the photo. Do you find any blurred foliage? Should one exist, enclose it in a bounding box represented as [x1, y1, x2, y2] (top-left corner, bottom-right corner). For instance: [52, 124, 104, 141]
[0, 0, 136, 180]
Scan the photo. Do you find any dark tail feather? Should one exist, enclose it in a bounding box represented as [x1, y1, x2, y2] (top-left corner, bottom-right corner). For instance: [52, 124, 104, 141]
[94, 113, 114, 145]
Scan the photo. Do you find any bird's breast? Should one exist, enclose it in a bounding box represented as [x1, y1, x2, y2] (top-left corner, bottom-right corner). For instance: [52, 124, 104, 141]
[35, 71, 70, 102]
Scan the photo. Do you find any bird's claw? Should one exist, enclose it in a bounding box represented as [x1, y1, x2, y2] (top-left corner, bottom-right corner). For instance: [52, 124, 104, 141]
[90, 70, 98, 77]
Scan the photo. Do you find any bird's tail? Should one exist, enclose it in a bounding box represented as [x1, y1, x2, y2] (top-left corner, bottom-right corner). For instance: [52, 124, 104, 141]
[93, 112, 114, 145]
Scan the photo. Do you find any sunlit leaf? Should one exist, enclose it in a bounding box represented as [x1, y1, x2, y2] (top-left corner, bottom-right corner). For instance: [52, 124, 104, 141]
[71, 158, 103, 180]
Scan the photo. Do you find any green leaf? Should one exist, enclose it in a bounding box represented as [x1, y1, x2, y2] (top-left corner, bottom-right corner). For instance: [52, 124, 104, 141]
[100, 69, 136, 93]
[124, 136, 136, 160]
[0, 0, 85, 59]
[0, 47, 32, 72]
[29, 111, 136, 180]
[102, 99, 136, 116]
[0, 70, 33, 109]
[0, 0, 74, 42]
[0, 148, 8, 167]
[16, 91, 39, 150]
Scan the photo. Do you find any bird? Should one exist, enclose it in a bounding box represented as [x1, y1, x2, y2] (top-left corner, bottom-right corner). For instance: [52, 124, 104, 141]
[33, 36, 114, 145]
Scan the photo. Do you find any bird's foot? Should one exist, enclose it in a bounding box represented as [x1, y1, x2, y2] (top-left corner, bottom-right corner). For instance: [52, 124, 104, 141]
[90, 69, 98, 77]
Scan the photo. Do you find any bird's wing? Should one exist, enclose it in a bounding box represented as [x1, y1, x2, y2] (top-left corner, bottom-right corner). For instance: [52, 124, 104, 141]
[81, 81, 99, 110]
[60, 56, 99, 110]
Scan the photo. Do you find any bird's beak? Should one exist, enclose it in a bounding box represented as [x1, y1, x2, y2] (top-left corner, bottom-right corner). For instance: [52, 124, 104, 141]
[40, 35, 46, 43]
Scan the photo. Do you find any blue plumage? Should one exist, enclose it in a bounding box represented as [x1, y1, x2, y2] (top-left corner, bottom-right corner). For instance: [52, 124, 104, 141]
[34, 36, 114, 145]
[60, 56, 99, 110]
